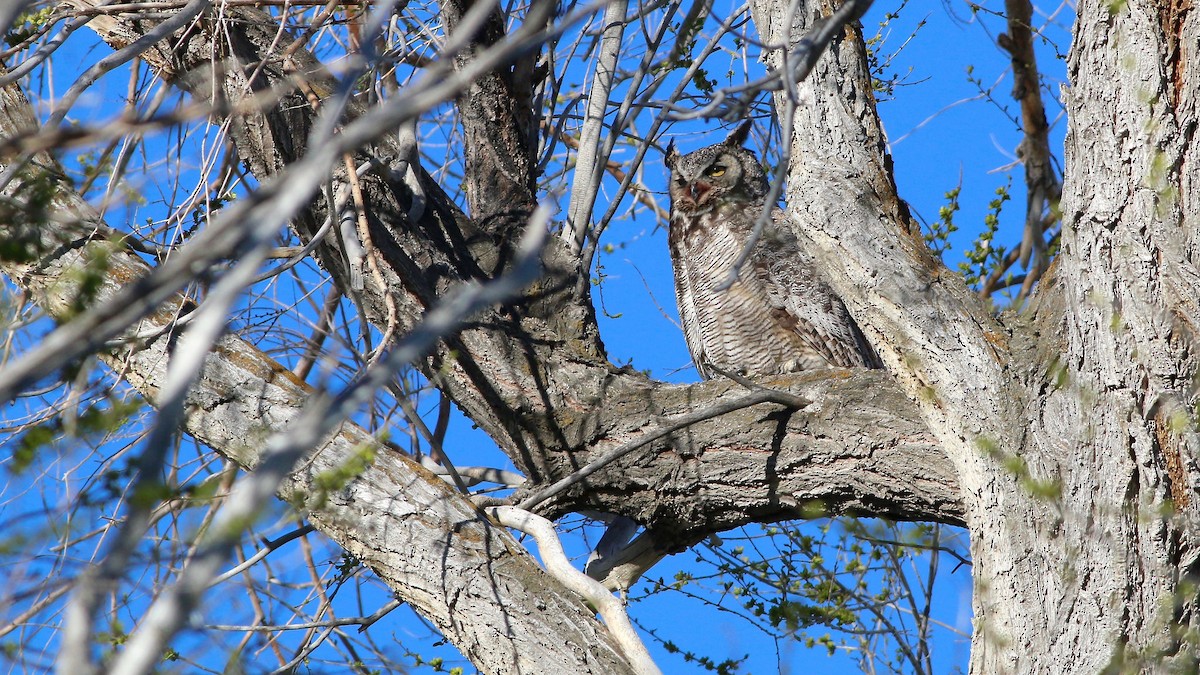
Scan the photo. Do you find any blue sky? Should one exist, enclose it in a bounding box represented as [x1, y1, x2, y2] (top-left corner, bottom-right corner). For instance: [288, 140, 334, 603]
[0, 1, 1071, 673]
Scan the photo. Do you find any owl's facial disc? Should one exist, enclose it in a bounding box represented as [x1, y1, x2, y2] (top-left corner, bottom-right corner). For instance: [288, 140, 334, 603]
[670, 151, 742, 214]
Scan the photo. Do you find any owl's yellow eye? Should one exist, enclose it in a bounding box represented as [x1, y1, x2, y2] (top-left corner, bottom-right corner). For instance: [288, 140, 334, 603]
[706, 165, 726, 177]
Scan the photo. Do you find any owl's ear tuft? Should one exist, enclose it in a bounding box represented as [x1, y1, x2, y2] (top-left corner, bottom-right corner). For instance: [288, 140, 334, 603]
[724, 121, 753, 148]
[664, 139, 678, 170]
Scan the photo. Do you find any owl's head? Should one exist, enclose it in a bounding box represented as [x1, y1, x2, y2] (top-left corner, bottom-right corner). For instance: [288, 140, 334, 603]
[664, 122, 769, 215]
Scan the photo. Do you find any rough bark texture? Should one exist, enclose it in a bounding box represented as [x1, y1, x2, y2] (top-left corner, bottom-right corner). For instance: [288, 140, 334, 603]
[0, 80, 640, 674]
[1035, 1, 1200, 670]
[59, 1, 960, 528]
[749, 1, 1200, 672]
[3, 0, 1198, 672]
[0, 3, 960, 672]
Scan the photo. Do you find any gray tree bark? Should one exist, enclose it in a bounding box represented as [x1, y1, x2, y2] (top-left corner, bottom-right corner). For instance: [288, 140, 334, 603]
[0, 3, 956, 672]
[1, 0, 1197, 673]
[751, 0, 1200, 672]
[0, 77, 640, 675]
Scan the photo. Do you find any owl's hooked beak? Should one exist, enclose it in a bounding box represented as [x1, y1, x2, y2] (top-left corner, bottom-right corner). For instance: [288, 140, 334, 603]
[686, 180, 713, 205]
[672, 179, 715, 213]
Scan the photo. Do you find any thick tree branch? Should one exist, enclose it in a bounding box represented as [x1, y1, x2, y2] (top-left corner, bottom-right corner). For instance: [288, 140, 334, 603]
[0, 77, 639, 675]
[109, 219, 551, 675]
[750, 0, 1018, 510]
[21, 0, 965, 640]
[533, 371, 962, 537]
[441, 0, 548, 232]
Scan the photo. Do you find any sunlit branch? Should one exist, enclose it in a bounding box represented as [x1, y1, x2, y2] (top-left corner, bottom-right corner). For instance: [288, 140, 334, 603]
[488, 505, 662, 675]
[555, 127, 670, 224]
[418, 455, 527, 488]
[564, 0, 629, 255]
[0, 580, 73, 640]
[105, 215, 550, 675]
[209, 525, 317, 586]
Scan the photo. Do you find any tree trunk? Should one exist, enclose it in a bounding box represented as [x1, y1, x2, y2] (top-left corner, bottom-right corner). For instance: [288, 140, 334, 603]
[749, 0, 1200, 671]
[1018, 2, 1200, 670]
[3, 0, 1198, 672]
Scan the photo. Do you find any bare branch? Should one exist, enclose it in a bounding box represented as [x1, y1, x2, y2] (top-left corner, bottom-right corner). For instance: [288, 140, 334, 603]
[45, 0, 208, 129]
[555, 127, 671, 225]
[0, 75, 639, 673]
[564, 0, 629, 254]
[1000, 0, 1059, 281]
[0, 15, 92, 86]
[106, 214, 549, 675]
[206, 599, 402, 632]
[488, 506, 662, 675]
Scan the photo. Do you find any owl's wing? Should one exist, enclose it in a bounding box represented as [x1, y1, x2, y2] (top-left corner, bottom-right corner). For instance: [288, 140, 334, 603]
[757, 210, 880, 369]
[670, 240, 712, 379]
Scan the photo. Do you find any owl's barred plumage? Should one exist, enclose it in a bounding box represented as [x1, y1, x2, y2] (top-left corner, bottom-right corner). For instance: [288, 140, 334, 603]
[664, 123, 880, 379]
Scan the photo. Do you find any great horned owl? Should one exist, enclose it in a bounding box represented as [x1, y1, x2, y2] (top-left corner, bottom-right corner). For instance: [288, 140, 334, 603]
[664, 122, 880, 379]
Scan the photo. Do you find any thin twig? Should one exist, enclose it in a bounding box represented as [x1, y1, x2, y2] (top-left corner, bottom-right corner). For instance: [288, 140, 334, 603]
[1000, 0, 1060, 298]
[210, 525, 317, 586]
[206, 599, 402, 632]
[0, 0, 601, 405]
[45, 0, 208, 129]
